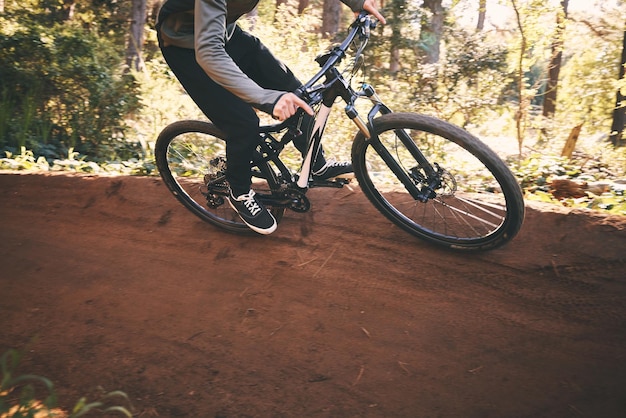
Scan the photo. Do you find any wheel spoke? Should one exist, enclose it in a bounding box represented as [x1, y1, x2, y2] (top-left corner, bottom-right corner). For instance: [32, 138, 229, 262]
[433, 195, 504, 229]
[353, 113, 524, 250]
[155, 121, 285, 233]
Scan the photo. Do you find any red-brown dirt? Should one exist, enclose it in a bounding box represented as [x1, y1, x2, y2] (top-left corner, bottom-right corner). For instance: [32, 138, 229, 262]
[1, 172, 625, 417]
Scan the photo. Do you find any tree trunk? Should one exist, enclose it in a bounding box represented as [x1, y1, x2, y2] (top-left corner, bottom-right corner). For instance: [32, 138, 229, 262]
[477, 0, 486, 31]
[419, 0, 445, 64]
[609, 25, 626, 146]
[511, 0, 527, 155]
[561, 123, 583, 158]
[63, 0, 76, 20]
[321, 0, 341, 37]
[388, 0, 405, 75]
[298, 0, 310, 14]
[542, 0, 569, 118]
[390, 46, 400, 74]
[126, 0, 147, 72]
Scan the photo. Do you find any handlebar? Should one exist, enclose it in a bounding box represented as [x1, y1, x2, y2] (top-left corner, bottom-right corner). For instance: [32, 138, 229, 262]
[295, 12, 377, 102]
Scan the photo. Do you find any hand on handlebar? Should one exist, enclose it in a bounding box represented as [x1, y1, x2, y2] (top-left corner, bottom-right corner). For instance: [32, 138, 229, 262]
[273, 92, 314, 121]
[362, 0, 386, 25]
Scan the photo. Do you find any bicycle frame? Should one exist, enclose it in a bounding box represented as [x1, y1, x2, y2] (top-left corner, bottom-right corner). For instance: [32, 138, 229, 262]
[156, 12, 525, 249]
[252, 12, 442, 205]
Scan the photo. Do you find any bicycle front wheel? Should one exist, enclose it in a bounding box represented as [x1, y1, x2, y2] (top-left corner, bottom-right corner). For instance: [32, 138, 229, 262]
[155, 120, 285, 233]
[352, 113, 524, 251]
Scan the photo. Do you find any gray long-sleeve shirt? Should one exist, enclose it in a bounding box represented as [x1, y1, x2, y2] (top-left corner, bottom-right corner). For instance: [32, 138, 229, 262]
[157, 0, 365, 113]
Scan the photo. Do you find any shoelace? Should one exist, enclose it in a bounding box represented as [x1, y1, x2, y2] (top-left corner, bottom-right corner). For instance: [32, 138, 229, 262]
[313, 160, 350, 175]
[239, 191, 261, 216]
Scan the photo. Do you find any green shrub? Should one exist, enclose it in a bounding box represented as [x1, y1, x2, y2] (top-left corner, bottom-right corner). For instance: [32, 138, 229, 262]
[0, 13, 140, 161]
[0, 349, 132, 418]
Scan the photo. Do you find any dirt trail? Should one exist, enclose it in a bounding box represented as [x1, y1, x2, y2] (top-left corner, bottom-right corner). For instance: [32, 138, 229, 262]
[1, 172, 625, 417]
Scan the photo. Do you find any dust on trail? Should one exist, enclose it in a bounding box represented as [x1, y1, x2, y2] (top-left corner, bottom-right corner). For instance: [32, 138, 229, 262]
[1, 172, 625, 417]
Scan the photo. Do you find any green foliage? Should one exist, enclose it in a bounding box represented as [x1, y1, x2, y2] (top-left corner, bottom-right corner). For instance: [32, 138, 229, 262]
[0, 4, 140, 161]
[0, 349, 56, 418]
[510, 143, 626, 215]
[4, 0, 130, 43]
[0, 147, 155, 176]
[0, 148, 50, 171]
[0, 349, 132, 417]
[0, 0, 624, 217]
[430, 27, 510, 126]
[512, 153, 585, 190]
[242, 4, 323, 82]
[500, 0, 626, 147]
[556, 25, 622, 134]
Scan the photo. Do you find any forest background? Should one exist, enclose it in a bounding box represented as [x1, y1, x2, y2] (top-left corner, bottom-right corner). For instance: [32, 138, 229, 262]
[1, 0, 625, 213]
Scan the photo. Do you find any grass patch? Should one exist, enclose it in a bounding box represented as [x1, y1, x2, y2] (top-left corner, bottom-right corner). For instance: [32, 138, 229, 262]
[1, 349, 132, 418]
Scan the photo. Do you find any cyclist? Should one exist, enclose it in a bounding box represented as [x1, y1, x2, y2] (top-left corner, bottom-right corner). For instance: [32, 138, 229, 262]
[156, 0, 385, 234]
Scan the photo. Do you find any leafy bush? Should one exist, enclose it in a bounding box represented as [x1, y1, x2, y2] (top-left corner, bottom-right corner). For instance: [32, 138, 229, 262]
[0, 349, 132, 418]
[510, 144, 626, 215]
[0, 11, 140, 161]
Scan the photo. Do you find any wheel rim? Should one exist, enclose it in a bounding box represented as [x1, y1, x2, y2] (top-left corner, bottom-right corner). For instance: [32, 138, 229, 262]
[162, 128, 282, 231]
[360, 123, 516, 245]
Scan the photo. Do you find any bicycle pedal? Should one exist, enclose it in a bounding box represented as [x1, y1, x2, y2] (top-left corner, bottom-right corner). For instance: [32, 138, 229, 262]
[310, 177, 352, 188]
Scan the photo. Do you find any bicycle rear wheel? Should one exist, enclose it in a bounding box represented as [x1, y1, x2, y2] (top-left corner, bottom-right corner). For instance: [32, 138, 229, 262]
[155, 120, 285, 233]
[352, 113, 524, 251]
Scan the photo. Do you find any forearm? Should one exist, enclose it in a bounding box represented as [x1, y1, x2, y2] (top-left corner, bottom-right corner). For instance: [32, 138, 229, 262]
[194, 0, 283, 113]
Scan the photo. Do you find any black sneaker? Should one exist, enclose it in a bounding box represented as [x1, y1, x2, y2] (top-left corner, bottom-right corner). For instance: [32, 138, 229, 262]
[312, 160, 353, 180]
[228, 189, 277, 235]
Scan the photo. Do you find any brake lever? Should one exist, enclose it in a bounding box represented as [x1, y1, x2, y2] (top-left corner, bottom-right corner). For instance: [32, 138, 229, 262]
[363, 15, 370, 37]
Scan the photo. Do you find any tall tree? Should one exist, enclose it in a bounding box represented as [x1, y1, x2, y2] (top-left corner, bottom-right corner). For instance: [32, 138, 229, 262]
[609, 25, 626, 146]
[419, 0, 445, 64]
[298, 0, 309, 14]
[387, 0, 406, 75]
[476, 0, 486, 31]
[321, 0, 341, 36]
[509, 0, 554, 153]
[126, 0, 147, 72]
[542, 0, 569, 118]
[510, 0, 528, 154]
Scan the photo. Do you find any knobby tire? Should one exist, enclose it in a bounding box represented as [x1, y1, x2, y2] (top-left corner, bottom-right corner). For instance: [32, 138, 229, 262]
[352, 113, 524, 251]
[155, 120, 285, 234]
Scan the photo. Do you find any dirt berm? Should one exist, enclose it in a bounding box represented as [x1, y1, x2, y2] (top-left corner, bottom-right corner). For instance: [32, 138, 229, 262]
[1, 172, 625, 417]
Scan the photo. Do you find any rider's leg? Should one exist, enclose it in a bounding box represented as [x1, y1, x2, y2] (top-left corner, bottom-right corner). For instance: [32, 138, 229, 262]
[226, 27, 350, 175]
[160, 44, 258, 198]
[160, 36, 280, 234]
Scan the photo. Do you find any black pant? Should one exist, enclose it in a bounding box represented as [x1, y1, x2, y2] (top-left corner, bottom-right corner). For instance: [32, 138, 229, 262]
[160, 25, 319, 196]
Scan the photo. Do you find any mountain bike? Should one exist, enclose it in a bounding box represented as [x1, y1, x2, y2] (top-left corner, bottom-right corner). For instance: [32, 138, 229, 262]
[155, 12, 525, 251]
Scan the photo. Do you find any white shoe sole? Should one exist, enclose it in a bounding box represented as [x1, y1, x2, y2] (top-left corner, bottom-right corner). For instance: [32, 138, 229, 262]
[227, 199, 277, 235]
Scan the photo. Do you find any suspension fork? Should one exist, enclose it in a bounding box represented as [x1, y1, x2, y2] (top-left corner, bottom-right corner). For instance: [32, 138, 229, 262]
[361, 97, 440, 202]
[314, 76, 439, 202]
